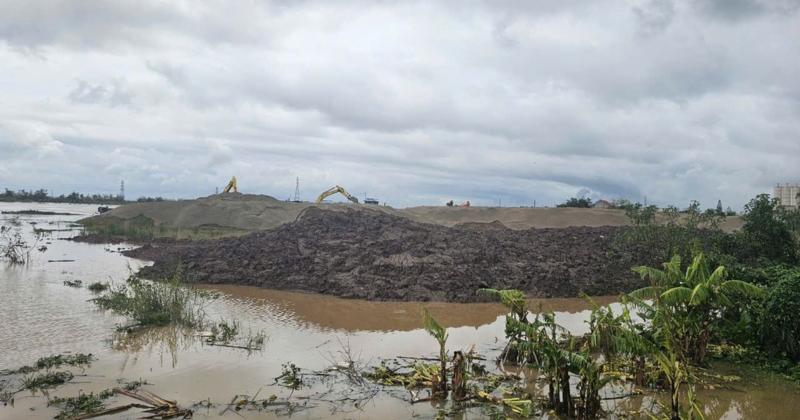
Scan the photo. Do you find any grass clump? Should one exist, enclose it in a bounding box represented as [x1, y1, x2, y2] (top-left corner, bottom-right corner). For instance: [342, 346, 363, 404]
[92, 268, 207, 329]
[62, 279, 83, 288]
[87, 281, 109, 293]
[13, 353, 94, 374]
[21, 371, 73, 392]
[50, 389, 114, 420]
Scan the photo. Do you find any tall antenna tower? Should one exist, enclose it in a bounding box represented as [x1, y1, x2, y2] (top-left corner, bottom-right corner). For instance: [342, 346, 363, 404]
[293, 177, 301, 202]
[119, 180, 125, 200]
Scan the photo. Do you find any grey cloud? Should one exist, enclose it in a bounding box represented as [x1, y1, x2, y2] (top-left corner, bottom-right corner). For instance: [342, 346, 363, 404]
[0, 0, 798, 209]
[694, 0, 765, 20]
[633, 0, 676, 36]
[694, 0, 799, 20]
[68, 79, 133, 107]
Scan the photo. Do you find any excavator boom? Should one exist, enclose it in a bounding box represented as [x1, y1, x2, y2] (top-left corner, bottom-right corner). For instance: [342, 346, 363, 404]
[315, 185, 359, 204]
[223, 176, 238, 193]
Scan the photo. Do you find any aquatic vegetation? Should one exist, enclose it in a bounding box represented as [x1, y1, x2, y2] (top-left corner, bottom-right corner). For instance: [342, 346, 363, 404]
[208, 319, 240, 344]
[49, 389, 114, 419]
[86, 281, 109, 293]
[12, 353, 94, 374]
[63, 279, 83, 288]
[119, 378, 148, 391]
[203, 319, 267, 352]
[92, 268, 207, 329]
[0, 225, 34, 265]
[21, 371, 74, 392]
[276, 363, 304, 389]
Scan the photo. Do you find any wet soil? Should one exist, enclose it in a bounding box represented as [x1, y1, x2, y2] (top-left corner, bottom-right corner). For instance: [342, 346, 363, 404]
[127, 207, 656, 302]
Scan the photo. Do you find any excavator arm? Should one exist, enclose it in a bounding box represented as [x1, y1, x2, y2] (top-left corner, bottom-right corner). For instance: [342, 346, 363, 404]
[315, 185, 359, 204]
[223, 176, 238, 193]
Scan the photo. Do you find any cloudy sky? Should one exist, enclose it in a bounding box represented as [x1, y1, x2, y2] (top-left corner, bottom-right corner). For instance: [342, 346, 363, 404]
[0, 0, 798, 209]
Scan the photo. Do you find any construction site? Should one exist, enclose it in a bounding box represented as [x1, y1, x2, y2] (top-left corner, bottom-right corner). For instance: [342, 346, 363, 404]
[77, 177, 743, 303]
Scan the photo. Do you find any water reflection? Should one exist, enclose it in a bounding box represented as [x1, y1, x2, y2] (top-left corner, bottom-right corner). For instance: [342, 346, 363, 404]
[200, 284, 620, 332]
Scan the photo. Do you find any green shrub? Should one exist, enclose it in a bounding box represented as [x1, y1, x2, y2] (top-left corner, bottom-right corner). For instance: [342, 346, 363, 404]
[557, 197, 592, 208]
[760, 271, 800, 361]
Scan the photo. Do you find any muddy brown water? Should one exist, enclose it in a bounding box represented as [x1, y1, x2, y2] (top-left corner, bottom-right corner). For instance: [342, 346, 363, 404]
[0, 203, 797, 419]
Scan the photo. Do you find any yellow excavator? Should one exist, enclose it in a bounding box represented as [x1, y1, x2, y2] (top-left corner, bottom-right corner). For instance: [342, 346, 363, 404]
[222, 176, 238, 193]
[315, 185, 359, 204]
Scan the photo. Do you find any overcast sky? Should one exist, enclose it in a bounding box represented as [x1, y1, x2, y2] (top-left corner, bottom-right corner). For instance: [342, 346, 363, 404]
[1, 0, 798, 209]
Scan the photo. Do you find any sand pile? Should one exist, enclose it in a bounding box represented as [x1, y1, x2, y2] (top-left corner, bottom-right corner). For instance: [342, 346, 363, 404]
[83, 193, 743, 234]
[127, 207, 656, 302]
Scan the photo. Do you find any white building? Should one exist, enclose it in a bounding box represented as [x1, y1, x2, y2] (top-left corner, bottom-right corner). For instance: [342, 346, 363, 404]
[774, 183, 800, 208]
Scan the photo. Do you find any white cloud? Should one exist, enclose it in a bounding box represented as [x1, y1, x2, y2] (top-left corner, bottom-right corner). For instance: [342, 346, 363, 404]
[0, 122, 64, 156]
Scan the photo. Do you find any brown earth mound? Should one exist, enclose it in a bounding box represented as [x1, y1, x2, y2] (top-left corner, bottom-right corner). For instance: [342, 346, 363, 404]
[127, 207, 657, 302]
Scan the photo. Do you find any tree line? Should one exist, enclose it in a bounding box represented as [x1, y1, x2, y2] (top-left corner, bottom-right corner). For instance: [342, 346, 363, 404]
[1, 188, 166, 204]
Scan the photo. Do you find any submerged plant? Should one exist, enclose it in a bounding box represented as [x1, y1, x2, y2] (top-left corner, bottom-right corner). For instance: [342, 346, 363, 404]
[86, 281, 109, 293]
[21, 371, 74, 392]
[276, 363, 303, 389]
[49, 389, 114, 420]
[92, 268, 207, 329]
[208, 319, 240, 344]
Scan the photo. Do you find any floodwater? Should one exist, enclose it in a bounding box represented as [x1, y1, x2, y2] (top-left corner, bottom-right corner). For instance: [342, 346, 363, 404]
[0, 203, 798, 419]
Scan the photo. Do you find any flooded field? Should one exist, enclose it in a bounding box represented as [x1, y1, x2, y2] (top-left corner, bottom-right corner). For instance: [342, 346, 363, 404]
[1, 203, 798, 419]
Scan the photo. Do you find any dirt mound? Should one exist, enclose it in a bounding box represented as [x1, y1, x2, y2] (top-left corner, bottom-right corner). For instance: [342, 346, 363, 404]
[82, 193, 313, 231]
[127, 207, 656, 302]
[454, 220, 509, 231]
[83, 195, 744, 236]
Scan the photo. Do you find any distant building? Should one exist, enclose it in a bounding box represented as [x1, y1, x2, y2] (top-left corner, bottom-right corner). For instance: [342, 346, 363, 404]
[774, 183, 800, 208]
[592, 199, 612, 209]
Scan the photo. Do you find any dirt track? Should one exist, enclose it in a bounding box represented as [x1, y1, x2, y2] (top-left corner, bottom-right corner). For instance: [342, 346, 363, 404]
[127, 207, 658, 302]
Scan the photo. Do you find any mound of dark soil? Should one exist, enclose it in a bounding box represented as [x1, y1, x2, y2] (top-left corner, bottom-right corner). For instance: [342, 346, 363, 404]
[127, 207, 655, 302]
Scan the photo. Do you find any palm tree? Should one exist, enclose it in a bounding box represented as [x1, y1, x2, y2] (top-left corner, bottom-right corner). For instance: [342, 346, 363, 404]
[630, 253, 764, 364]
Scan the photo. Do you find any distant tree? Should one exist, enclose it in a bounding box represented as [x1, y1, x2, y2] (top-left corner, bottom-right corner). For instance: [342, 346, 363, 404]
[557, 197, 592, 208]
[739, 194, 797, 263]
[611, 198, 634, 210]
[725, 207, 737, 216]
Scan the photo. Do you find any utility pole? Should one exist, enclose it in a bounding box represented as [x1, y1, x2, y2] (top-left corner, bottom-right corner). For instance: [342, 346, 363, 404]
[119, 180, 125, 201]
[293, 177, 301, 202]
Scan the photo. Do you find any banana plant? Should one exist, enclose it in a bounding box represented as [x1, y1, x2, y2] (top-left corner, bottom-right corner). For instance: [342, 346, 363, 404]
[422, 308, 448, 397]
[630, 253, 763, 364]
